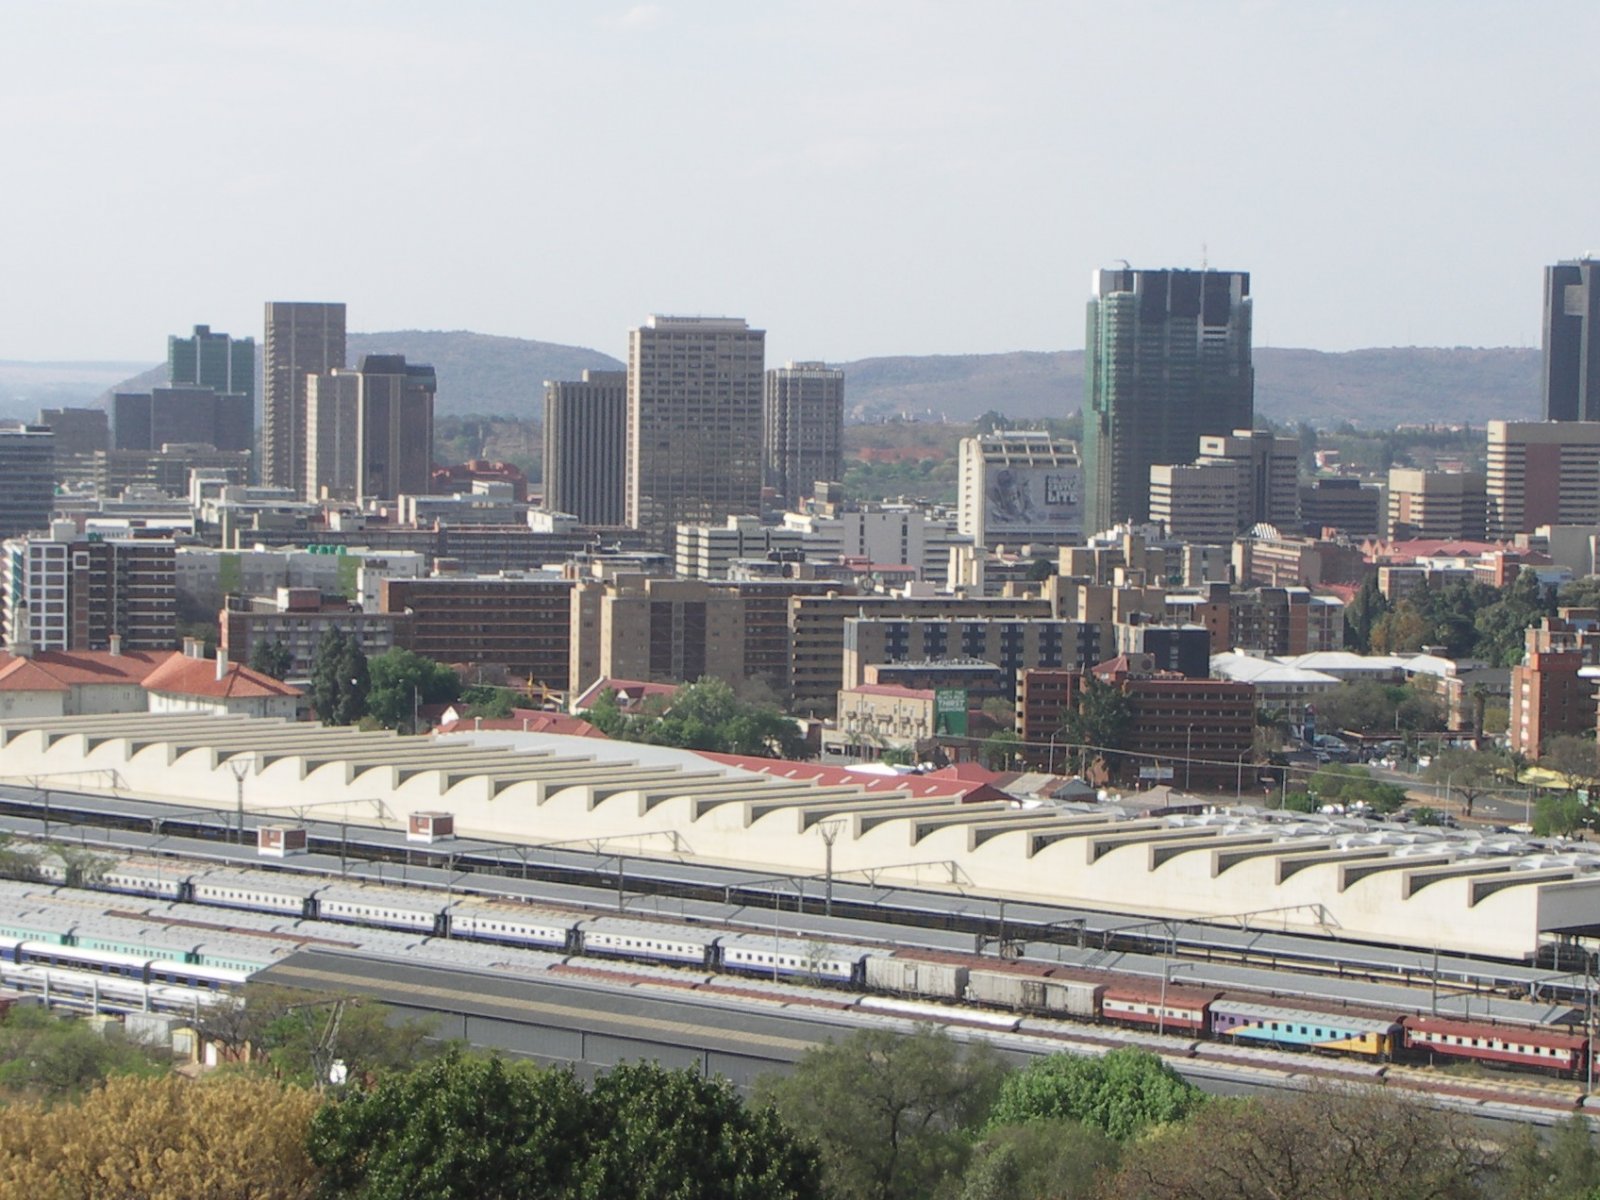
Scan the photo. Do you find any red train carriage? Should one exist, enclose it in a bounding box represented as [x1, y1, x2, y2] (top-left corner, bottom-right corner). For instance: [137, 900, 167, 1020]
[1101, 981, 1220, 1034]
[1402, 1015, 1589, 1078]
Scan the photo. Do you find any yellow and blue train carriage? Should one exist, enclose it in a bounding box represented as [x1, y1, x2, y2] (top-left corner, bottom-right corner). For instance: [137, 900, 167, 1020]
[1210, 998, 1400, 1058]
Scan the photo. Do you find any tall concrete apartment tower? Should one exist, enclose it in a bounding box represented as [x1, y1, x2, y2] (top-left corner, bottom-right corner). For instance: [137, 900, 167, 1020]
[764, 361, 844, 505]
[1082, 268, 1254, 533]
[305, 354, 436, 503]
[544, 369, 627, 525]
[168, 324, 255, 404]
[1543, 259, 1600, 422]
[626, 316, 765, 546]
[263, 302, 347, 494]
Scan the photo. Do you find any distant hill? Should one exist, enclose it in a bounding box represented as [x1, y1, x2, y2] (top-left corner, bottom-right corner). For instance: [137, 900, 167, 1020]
[3, 334, 1542, 429]
[80, 330, 624, 422]
[840, 346, 1542, 427]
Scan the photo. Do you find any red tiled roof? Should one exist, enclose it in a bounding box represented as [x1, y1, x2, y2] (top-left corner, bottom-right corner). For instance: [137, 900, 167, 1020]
[926, 761, 1003, 784]
[0, 649, 170, 692]
[572, 678, 680, 712]
[696, 752, 978, 799]
[438, 714, 605, 738]
[141, 655, 301, 700]
[842, 684, 937, 700]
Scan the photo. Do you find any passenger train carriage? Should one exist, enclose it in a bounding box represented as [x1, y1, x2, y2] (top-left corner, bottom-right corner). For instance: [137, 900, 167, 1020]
[1211, 999, 1401, 1057]
[6, 853, 1598, 1082]
[1404, 1015, 1589, 1075]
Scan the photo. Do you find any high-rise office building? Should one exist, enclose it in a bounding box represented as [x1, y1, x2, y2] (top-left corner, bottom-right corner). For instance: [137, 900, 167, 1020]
[263, 302, 346, 494]
[168, 324, 255, 403]
[626, 316, 765, 546]
[1387, 468, 1487, 541]
[1542, 259, 1600, 422]
[543, 369, 627, 525]
[764, 361, 844, 504]
[0, 425, 55, 540]
[110, 386, 252, 454]
[306, 354, 436, 503]
[1082, 268, 1254, 533]
[957, 431, 1082, 549]
[1486, 420, 1600, 537]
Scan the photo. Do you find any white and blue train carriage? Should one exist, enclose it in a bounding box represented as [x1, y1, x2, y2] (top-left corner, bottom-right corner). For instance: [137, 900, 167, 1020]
[189, 867, 320, 918]
[444, 900, 580, 952]
[715, 933, 870, 987]
[312, 883, 447, 935]
[577, 918, 717, 966]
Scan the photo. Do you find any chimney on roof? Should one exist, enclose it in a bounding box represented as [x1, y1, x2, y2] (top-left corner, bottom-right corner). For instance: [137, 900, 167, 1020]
[108, 633, 122, 657]
[7, 603, 33, 659]
[216, 647, 230, 682]
[183, 637, 203, 659]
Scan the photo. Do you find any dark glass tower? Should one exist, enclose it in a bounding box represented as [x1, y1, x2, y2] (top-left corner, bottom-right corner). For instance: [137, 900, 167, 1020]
[168, 324, 255, 403]
[1082, 268, 1254, 534]
[1542, 259, 1600, 422]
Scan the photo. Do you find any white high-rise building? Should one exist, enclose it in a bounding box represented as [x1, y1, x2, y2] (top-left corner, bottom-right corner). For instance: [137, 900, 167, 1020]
[957, 431, 1082, 549]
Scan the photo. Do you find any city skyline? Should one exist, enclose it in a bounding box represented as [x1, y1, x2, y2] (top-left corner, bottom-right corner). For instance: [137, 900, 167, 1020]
[2, 3, 1596, 366]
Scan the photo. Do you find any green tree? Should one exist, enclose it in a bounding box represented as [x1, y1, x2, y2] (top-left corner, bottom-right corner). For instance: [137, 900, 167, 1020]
[1535, 792, 1592, 838]
[1060, 674, 1134, 765]
[1498, 1113, 1600, 1200]
[582, 678, 806, 759]
[1369, 602, 1430, 654]
[986, 1048, 1205, 1142]
[1475, 567, 1553, 667]
[1344, 576, 1390, 653]
[459, 684, 521, 719]
[307, 1052, 592, 1200]
[0, 1006, 167, 1100]
[249, 991, 442, 1088]
[1314, 679, 1443, 735]
[309, 627, 370, 726]
[955, 1119, 1118, 1200]
[248, 637, 294, 681]
[1304, 763, 1408, 814]
[365, 648, 462, 731]
[308, 1053, 822, 1200]
[583, 1061, 823, 1200]
[757, 1027, 1010, 1200]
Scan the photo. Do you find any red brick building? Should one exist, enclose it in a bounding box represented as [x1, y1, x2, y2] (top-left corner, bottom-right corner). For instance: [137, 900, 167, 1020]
[1019, 658, 1256, 792]
[1510, 650, 1596, 758]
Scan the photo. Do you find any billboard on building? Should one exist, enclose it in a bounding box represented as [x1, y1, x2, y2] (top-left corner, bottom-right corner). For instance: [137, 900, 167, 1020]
[934, 688, 968, 737]
[984, 465, 1082, 533]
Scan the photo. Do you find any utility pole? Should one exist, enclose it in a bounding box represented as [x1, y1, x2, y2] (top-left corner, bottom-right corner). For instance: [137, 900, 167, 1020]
[818, 821, 840, 918]
[228, 759, 250, 846]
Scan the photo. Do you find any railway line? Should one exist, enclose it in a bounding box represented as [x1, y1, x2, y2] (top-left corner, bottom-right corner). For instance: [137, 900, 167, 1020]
[1, 782, 1590, 1006]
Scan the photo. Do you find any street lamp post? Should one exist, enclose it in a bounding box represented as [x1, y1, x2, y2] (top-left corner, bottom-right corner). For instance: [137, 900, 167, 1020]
[228, 759, 250, 845]
[1184, 725, 1194, 793]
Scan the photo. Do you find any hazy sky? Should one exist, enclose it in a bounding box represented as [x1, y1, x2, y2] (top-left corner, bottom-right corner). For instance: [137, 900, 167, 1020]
[2, 2, 1593, 364]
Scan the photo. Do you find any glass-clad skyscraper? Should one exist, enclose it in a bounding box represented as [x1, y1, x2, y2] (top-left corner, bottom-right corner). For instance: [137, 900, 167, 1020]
[1082, 268, 1254, 534]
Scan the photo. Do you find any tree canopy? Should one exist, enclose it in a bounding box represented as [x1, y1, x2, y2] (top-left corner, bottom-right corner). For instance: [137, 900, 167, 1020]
[248, 637, 294, 681]
[365, 648, 462, 731]
[757, 1026, 1009, 1200]
[308, 1052, 822, 1200]
[987, 1048, 1206, 1142]
[1424, 747, 1512, 816]
[1097, 1084, 1498, 1200]
[309, 627, 370, 726]
[0, 1073, 320, 1200]
[1302, 763, 1408, 814]
[582, 678, 806, 759]
[1313, 679, 1443, 735]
